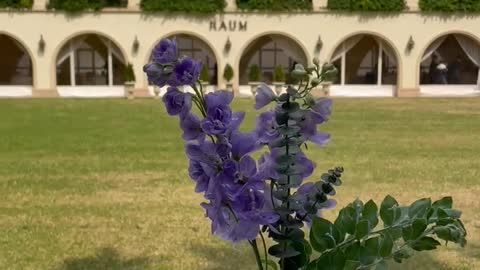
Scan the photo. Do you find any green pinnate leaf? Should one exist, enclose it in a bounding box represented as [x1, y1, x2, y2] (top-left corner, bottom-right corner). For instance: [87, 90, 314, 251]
[355, 219, 370, 239]
[364, 236, 380, 257]
[379, 233, 394, 257]
[432, 196, 453, 209]
[411, 237, 441, 251]
[409, 198, 431, 219]
[268, 244, 300, 258]
[334, 206, 356, 235]
[363, 200, 379, 229]
[412, 218, 427, 239]
[380, 195, 399, 226]
[310, 217, 341, 252]
[314, 250, 346, 270]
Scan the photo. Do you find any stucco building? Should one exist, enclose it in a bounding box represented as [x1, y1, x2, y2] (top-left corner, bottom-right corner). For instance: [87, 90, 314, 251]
[1, 0, 480, 98]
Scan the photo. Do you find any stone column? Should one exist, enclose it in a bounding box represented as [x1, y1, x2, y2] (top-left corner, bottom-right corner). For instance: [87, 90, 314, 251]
[225, 0, 237, 12]
[397, 46, 421, 97]
[33, 0, 47, 11]
[127, 0, 141, 10]
[406, 0, 419, 11]
[313, 0, 328, 11]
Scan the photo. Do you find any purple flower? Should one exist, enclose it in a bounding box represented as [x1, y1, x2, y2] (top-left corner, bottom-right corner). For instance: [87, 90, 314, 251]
[230, 132, 260, 161]
[202, 186, 279, 243]
[255, 110, 280, 144]
[162, 87, 192, 116]
[152, 38, 177, 64]
[180, 113, 204, 141]
[311, 98, 332, 124]
[205, 90, 234, 108]
[258, 152, 280, 180]
[201, 105, 233, 135]
[143, 62, 173, 88]
[189, 160, 213, 193]
[255, 84, 276, 110]
[171, 58, 202, 86]
[200, 91, 240, 136]
[297, 112, 331, 146]
[295, 154, 316, 179]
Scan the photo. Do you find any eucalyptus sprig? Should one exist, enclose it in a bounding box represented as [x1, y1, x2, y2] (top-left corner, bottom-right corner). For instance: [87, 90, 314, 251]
[307, 196, 467, 270]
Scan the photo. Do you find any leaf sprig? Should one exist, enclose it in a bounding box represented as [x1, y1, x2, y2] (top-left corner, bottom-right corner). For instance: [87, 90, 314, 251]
[307, 196, 467, 269]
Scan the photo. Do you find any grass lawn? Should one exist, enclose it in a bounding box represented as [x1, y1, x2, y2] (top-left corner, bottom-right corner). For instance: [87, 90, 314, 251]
[0, 98, 479, 270]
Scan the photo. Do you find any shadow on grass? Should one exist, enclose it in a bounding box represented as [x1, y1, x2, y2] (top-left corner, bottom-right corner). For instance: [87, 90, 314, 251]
[56, 248, 152, 270]
[189, 242, 255, 270]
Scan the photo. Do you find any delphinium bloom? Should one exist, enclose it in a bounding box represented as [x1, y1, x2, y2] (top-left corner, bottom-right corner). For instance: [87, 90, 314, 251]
[144, 42, 279, 243]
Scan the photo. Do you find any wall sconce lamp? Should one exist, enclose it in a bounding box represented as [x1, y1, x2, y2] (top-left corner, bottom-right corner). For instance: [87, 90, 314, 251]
[316, 36, 323, 52]
[224, 36, 232, 53]
[38, 35, 46, 53]
[407, 35, 415, 51]
[132, 35, 140, 53]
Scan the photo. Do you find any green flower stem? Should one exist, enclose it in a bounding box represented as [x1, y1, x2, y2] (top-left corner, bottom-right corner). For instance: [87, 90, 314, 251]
[249, 240, 264, 270]
[259, 231, 269, 270]
[226, 204, 263, 270]
[322, 220, 428, 257]
[192, 83, 208, 117]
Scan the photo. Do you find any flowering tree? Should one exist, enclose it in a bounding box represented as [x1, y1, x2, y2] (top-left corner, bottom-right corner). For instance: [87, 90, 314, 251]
[144, 38, 467, 270]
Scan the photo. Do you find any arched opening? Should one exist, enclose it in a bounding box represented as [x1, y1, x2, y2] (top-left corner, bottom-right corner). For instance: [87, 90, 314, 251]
[0, 34, 33, 97]
[419, 34, 480, 96]
[56, 34, 127, 97]
[330, 34, 398, 97]
[239, 34, 308, 95]
[148, 34, 218, 95]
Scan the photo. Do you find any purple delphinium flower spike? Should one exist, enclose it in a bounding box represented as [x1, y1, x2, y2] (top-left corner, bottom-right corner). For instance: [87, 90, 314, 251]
[201, 91, 235, 136]
[171, 58, 202, 86]
[297, 111, 331, 146]
[180, 113, 204, 141]
[143, 62, 173, 88]
[311, 98, 332, 124]
[255, 84, 276, 110]
[255, 110, 280, 144]
[152, 38, 177, 64]
[162, 86, 192, 116]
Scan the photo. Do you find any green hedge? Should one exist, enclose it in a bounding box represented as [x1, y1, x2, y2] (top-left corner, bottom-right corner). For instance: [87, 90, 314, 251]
[140, 0, 226, 13]
[47, 0, 127, 12]
[327, 0, 406, 12]
[419, 0, 480, 12]
[0, 0, 33, 9]
[236, 0, 312, 11]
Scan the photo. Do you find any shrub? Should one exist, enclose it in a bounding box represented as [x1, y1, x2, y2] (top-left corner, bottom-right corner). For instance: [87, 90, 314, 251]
[236, 0, 312, 11]
[327, 0, 406, 12]
[273, 65, 286, 82]
[140, 0, 226, 13]
[419, 0, 480, 12]
[200, 65, 210, 83]
[47, 0, 127, 12]
[0, 0, 33, 9]
[248, 65, 261, 82]
[223, 64, 234, 82]
[124, 63, 136, 82]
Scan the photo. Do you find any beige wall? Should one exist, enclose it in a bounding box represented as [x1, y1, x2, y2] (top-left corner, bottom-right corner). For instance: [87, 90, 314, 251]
[1, 9, 480, 97]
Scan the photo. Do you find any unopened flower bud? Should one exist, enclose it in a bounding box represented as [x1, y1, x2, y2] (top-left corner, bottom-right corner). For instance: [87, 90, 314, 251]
[313, 57, 320, 66]
[311, 78, 321, 87]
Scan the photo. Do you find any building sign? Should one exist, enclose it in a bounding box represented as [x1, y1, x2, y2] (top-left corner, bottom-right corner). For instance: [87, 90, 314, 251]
[209, 20, 247, 32]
